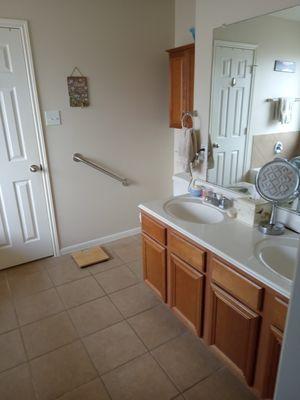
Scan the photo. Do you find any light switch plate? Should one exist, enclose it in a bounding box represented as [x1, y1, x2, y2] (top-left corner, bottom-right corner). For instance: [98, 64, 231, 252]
[45, 110, 61, 126]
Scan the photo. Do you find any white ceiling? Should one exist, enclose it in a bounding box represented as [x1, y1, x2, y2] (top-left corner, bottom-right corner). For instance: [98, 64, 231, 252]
[272, 6, 300, 22]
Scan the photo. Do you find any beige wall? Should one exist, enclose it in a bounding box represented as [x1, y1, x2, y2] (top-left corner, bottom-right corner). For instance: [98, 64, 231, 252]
[0, 0, 174, 250]
[174, 0, 196, 174]
[194, 0, 300, 178]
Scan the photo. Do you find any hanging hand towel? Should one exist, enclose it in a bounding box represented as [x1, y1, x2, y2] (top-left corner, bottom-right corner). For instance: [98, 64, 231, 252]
[276, 97, 295, 124]
[181, 128, 198, 173]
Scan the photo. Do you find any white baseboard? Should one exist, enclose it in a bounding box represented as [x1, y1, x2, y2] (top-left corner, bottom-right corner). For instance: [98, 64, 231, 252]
[60, 227, 141, 256]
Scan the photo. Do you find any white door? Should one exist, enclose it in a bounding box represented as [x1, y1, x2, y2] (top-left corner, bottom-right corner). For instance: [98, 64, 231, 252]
[0, 27, 53, 269]
[208, 43, 255, 186]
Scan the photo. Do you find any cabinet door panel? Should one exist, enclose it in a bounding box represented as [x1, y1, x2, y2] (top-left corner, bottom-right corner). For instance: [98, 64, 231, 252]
[169, 253, 204, 335]
[210, 284, 260, 385]
[169, 53, 185, 128]
[262, 325, 283, 399]
[167, 44, 194, 128]
[142, 234, 167, 302]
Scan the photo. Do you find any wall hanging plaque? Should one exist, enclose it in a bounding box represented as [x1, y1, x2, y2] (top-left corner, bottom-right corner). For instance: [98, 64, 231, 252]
[274, 60, 296, 73]
[67, 67, 89, 107]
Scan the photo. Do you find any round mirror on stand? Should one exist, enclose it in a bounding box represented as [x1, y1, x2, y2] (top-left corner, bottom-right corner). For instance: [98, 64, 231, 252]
[255, 159, 300, 235]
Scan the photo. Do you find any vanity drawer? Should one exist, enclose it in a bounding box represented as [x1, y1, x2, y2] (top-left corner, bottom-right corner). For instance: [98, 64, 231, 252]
[169, 231, 206, 273]
[141, 213, 167, 246]
[211, 257, 264, 311]
[272, 297, 288, 331]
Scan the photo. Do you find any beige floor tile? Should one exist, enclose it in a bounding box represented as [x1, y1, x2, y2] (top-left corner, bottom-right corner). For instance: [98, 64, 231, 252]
[15, 288, 64, 326]
[102, 353, 178, 400]
[183, 367, 258, 400]
[128, 304, 186, 349]
[0, 300, 18, 334]
[57, 276, 105, 308]
[83, 321, 147, 375]
[47, 258, 90, 286]
[0, 270, 6, 281]
[113, 243, 142, 263]
[69, 297, 123, 337]
[109, 282, 160, 317]
[0, 329, 26, 372]
[8, 270, 53, 299]
[30, 341, 97, 400]
[0, 279, 11, 302]
[127, 259, 143, 280]
[21, 312, 78, 359]
[58, 378, 110, 400]
[6, 260, 45, 279]
[152, 332, 222, 392]
[0, 364, 36, 400]
[95, 265, 139, 294]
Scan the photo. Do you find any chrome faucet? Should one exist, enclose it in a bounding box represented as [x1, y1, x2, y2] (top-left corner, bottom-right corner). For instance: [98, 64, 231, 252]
[204, 192, 233, 210]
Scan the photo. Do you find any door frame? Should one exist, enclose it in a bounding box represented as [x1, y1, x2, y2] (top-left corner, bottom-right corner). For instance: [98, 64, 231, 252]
[0, 18, 59, 257]
[208, 40, 258, 182]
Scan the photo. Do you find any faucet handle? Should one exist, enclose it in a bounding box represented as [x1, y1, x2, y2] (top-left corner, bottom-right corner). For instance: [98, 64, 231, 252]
[219, 195, 233, 210]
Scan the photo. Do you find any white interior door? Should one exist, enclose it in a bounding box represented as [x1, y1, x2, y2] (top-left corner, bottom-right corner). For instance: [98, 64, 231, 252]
[208, 42, 255, 186]
[0, 26, 53, 269]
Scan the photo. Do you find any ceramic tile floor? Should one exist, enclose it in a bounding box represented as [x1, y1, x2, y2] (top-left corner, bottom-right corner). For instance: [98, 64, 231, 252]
[0, 234, 258, 400]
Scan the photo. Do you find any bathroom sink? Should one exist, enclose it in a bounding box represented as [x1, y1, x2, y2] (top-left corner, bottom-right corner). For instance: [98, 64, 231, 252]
[163, 197, 225, 224]
[255, 237, 299, 281]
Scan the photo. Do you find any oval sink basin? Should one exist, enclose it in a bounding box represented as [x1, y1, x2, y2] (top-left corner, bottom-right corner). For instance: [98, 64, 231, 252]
[255, 237, 299, 281]
[163, 197, 225, 224]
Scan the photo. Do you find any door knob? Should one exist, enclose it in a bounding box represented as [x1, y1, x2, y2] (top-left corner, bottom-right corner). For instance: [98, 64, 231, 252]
[212, 143, 220, 149]
[30, 164, 42, 173]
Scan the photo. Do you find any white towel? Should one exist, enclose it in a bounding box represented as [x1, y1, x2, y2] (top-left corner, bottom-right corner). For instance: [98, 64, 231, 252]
[181, 128, 198, 173]
[276, 97, 295, 124]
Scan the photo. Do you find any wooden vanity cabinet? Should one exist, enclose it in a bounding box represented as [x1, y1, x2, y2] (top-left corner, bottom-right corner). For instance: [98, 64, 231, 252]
[209, 283, 261, 385]
[254, 295, 288, 399]
[205, 256, 263, 386]
[166, 43, 195, 128]
[168, 253, 204, 335]
[140, 211, 288, 398]
[141, 214, 167, 302]
[168, 230, 206, 335]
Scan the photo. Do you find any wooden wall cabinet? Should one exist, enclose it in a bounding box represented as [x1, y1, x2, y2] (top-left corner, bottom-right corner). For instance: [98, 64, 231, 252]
[167, 43, 195, 128]
[140, 211, 288, 399]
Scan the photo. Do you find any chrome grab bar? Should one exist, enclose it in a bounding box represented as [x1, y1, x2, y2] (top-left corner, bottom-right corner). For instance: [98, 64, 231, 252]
[73, 153, 129, 186]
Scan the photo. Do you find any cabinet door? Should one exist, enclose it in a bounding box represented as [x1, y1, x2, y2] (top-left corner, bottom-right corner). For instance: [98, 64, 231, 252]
[168, 44, 194, 128]
[210, 284, 261, 385]
[169, 50, 186, 128]
[169, 253, 204, 335]
[142, 234, 167, 302]
[262, 325, 283, 399]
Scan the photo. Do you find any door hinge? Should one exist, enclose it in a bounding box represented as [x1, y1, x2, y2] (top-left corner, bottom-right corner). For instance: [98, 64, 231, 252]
[244, 127, 248, 135]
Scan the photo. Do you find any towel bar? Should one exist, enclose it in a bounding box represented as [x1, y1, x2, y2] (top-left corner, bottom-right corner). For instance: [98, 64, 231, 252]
[73, 153, 129, 186]
[266, 98, 300, 102]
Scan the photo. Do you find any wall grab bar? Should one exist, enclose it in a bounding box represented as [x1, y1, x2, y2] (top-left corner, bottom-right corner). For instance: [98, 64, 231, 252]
[73, 153, 129, 186]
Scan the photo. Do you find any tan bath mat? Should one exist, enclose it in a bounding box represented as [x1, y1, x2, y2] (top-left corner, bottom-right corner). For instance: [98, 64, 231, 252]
[71, 246, 110, 268]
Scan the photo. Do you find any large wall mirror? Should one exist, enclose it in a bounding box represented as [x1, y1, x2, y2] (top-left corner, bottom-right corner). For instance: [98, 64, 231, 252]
[207, 6, 300, 213]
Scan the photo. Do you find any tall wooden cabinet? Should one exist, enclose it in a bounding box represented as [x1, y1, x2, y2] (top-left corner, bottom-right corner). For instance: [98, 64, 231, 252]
[167, 43, 195, 128]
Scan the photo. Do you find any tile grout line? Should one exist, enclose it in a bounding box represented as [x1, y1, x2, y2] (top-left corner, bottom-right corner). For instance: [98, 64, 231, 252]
[5, 274, 39, 400]
[54, 285, 113, 400]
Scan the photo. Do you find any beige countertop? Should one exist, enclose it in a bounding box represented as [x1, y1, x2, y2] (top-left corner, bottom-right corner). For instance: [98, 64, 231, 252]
[139, 195, 299, 299]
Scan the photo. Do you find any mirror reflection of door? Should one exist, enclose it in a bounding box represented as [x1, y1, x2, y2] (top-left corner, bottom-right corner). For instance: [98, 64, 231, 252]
[208, 41, 256, 186]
